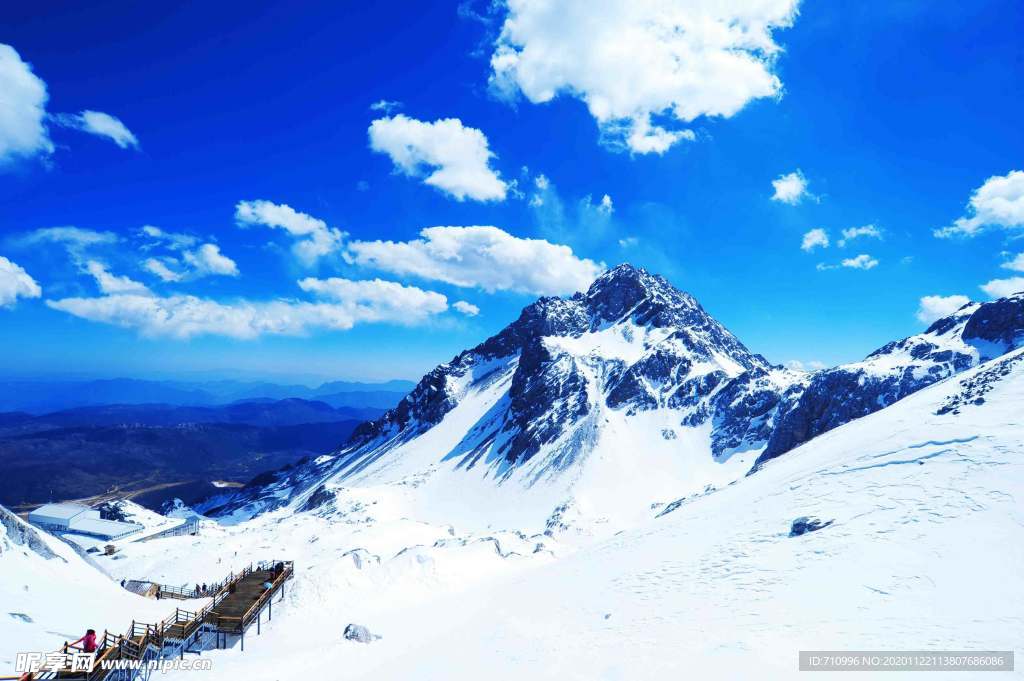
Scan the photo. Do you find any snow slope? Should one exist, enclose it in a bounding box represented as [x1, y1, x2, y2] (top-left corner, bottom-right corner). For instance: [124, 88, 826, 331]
[206, 274, 1022, 541]
[124, 347, 1024, 681]
[202, 265, 806, 533]
[0, 507, 181, 668]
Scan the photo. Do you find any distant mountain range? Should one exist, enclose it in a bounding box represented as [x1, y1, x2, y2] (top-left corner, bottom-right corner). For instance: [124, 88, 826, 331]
[0, 397, 397, 512]
[0, 377, 415, 414]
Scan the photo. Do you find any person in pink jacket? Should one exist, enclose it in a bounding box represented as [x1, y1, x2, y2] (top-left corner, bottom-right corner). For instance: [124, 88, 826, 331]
[70, 629, 98, 653]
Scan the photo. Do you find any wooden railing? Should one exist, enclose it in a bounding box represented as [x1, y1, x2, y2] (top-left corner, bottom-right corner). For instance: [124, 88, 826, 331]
[13, 559, 293, 681]
[214, 560, 294, 634]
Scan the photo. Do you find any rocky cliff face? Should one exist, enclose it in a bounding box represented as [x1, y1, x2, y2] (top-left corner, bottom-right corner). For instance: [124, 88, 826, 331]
[755, 292, 1024, 468]
[202, 270, 1024, 520]
[344, 264, 795, 470]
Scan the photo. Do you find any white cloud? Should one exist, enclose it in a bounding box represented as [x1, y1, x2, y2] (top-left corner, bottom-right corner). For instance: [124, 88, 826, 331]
[785, 359, 826, 372]
[141, 225, 198, 251]
[1000, 252, 1024, 272]
[838, 224, 882, 247]
[0, 43, 52, 164]
[47, 278, 450, 340]
[936, 170, 1024, 238]
[369, 99, 402, 114]
[771, 170, 811, 205]
[345, 225, 604, 295]
[23, 226, 117, 251]
[800, 228, 828, 252]
[140, 227, 238, 280]
[489, 0, 799, 154]
[453, 300, 480, 316]
[143, 257, 183, 282]
[21, 227, 119, 265]
[840, 254, 879, 270]
[1, 43, 139, 165]
[980, 276, 1024, 299]
[618, 237, 639, 248]
[598, 194, 614, 215]
[368, 115, 508, 202]
[85, 260, 150, 295]
[297, 277, 449, 324]
[53, 110, 139, 149]
[916, 294, 970, 324]
[0, 255, 42, 307]
[235, 199, 344, 266]
[182, 243, 239, 277]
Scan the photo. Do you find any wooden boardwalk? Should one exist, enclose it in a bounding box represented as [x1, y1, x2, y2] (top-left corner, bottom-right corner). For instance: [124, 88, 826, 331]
[34, 560, 294, 681]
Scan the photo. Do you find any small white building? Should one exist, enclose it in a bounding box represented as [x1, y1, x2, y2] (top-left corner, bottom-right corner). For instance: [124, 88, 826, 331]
[28, 502, 143, 540]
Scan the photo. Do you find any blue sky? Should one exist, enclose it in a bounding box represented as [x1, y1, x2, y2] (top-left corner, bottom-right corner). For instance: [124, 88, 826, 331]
[0, 0, 1022, 382]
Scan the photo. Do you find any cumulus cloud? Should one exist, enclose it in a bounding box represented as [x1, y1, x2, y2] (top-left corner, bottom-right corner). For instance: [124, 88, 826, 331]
[368, 115, 508, 202]
[47, 277, 450, 340]
[800, 228, 828, 252]
[771, 170, 811, 205]
[1000, 252, 1024, 272]
[840, 254, 879, 270]
[298, 277, 449, 323]
[143, 257, 183, 283]
[489, 0, 799, 154]
[345, 225, 604, 295]
[453, 300, 480, 316]
[139, 227, 238, 280]
[598, 194, 614, 215]
[52, 110, 139, 149]
[916, 294, 970, 324]
[235, 199, 345, 266]
[936, 170, 1024, 238]
[0, 43, 52, 164]
[980, 276, 1024, 299]
[1, 43, 139, 166]
[0, 255, 42, 307]
[182, 243, 239, 277]
[85, 260, 150, 295]
[837, 224, 882, 247]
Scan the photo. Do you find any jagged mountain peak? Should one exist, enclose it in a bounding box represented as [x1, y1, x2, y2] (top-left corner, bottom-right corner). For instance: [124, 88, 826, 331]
[208, 264, 806, 522]
[583, 263, 697, 326]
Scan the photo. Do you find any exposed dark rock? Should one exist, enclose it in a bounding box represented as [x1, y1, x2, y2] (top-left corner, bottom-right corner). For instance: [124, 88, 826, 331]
[789, 516, 834, 537]
[300, 485, 335, 513]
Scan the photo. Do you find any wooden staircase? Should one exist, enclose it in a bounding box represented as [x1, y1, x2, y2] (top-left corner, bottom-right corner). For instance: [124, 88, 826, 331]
[10, 560, 293, 681]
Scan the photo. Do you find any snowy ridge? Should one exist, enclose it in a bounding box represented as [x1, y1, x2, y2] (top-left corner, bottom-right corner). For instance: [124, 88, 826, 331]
[756, 290, 1024, 467]
[204, 270, 1024, 538]
[204, 265, 806, 531]
[136, 339, 1024, 680]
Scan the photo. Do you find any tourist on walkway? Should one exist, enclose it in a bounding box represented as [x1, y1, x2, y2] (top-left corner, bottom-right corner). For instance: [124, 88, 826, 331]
[69, 629, 98, 653]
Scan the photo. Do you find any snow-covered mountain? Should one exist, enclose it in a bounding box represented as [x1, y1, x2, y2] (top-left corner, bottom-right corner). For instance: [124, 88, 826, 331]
[204, 266, 1024, 532]
[5, 266, 1024, 680]
[757, 289, 1024, 467]
[92, 334, 1024, 681]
